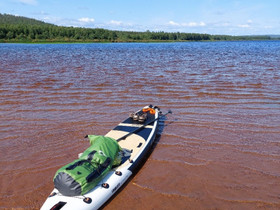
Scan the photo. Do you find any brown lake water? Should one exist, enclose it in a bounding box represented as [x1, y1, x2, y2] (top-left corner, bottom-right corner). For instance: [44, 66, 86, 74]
[0, 41, 280, 209]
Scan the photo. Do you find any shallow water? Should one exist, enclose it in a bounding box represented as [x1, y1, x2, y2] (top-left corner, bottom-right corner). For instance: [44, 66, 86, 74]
[0, 41, 280, 209]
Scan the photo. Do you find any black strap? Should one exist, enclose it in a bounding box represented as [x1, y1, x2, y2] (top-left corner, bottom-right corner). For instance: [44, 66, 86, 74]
[87, 150, 97, 161]
[66, 160, 88, 170]
[86, 157, 111, 182]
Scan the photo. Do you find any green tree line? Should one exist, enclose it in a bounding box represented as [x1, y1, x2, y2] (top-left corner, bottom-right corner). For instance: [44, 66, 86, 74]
[0, 13, 273, 43]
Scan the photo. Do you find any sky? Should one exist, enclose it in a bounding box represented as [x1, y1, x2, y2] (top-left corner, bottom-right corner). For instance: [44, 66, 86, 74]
[0, 0, 280, 35]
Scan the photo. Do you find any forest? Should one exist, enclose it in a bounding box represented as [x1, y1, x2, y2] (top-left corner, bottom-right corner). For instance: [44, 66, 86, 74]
[0, 13, 274, 43]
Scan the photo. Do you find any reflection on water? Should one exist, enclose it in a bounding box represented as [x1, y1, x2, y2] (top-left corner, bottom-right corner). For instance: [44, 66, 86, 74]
[0, 41, 280, 209]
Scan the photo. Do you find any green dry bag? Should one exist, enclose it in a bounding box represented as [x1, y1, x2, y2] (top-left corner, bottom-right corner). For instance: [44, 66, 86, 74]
[53, 135, 122, 196]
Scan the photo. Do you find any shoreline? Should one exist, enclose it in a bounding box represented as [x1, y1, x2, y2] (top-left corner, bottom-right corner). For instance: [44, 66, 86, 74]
[0, 39, 278, 44]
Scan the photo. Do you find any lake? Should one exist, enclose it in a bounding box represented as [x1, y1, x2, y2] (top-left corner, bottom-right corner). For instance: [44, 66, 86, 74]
[0, 41, 280, 209]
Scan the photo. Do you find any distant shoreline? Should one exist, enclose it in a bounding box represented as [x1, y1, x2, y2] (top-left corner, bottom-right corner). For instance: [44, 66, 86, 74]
[1, 39, 279, 44]
[1, 13, 279, 43]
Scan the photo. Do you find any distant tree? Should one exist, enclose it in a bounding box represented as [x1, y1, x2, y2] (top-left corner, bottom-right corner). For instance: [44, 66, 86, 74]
[6, 31, 14, 39]
[0, 13, 276, 43]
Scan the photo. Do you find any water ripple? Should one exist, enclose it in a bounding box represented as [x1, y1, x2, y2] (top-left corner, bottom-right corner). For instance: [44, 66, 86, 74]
[0, 41, 280, 209]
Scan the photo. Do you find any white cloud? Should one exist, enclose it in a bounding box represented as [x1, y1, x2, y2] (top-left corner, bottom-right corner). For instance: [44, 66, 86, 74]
[18, 0, 37, 5]
[217, 22, 230, 27]
[109, 20, 122, 26]
[187, 22, 198, 27]
[238, 20, 253, 28]
[96, 20, 136, 31]
[78, 17, 95, 23]
[168, 21, 180, 26]
[238, 24, 250, 28]
[199, 22, 206, 27]
[168, 21, 206, 27]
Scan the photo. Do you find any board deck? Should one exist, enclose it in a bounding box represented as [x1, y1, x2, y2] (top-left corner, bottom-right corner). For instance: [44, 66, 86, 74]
[41, 106, 160, 210]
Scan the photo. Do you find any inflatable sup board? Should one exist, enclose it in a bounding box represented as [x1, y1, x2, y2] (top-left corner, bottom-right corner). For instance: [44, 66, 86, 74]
[41, 105, 163, 210]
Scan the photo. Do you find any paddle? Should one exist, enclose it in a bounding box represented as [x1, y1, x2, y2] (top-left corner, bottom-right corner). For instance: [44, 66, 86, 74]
[116, 109, 172, 142]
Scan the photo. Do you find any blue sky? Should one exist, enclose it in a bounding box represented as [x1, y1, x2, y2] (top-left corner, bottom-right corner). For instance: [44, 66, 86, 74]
[0, 0, 280, 35]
